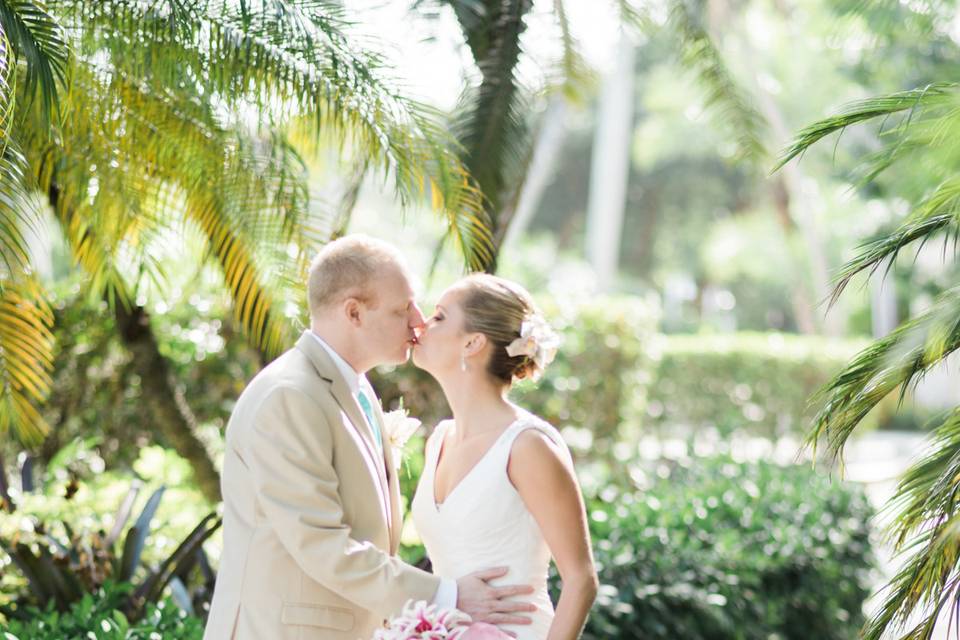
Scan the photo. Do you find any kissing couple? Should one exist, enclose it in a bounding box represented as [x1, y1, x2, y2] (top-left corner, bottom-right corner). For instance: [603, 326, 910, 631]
[204, 235, 598, 640]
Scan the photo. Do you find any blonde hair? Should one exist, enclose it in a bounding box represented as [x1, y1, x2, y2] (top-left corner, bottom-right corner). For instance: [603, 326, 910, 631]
[457, 274, 545, 385]
[307, 235, 406, 316]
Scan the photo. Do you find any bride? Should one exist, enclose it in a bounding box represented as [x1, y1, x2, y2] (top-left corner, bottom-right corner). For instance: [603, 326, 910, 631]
[411, 274, 598, 640]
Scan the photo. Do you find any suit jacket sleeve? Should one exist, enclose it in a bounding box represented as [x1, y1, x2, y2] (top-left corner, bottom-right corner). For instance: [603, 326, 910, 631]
[242, 385, 442, 619]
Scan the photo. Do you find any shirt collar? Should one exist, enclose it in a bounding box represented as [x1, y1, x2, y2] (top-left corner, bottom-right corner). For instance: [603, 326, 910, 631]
[310, 331, 365, 396]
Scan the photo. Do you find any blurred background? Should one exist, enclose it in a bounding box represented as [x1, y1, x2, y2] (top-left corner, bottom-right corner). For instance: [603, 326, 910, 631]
[1, 0, 959, 638]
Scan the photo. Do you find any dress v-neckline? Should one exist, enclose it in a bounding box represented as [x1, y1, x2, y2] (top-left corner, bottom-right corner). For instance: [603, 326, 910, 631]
[431, 414, 525, 511]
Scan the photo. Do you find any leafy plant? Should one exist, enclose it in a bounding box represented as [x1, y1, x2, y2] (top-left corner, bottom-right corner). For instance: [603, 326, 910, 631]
[775, 71, 960, 639]
[0, 582, 203, 639]
[0, 482, 220, 623]
[556, 456, 875, 640]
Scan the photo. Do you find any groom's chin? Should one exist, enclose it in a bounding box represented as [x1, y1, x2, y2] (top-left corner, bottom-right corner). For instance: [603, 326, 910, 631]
[395, 346, 413, 365]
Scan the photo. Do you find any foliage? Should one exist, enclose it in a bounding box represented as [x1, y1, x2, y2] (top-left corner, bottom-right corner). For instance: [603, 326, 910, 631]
[774, 19, 960, 632]
[557, 456, 875, 640]
[645, 332, 901, 439]
[0, 464, 219, 623]
[0, 582, 203, 639]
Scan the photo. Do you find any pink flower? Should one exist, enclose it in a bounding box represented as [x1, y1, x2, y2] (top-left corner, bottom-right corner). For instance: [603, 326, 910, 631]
[374, 600, 472, 640]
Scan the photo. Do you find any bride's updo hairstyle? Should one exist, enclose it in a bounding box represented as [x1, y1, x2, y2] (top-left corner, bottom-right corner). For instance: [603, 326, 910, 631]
[457, 274, 557, 385]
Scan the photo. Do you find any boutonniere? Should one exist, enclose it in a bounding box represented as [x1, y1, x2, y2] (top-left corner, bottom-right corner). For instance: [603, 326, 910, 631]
[381, 403, 422, 467]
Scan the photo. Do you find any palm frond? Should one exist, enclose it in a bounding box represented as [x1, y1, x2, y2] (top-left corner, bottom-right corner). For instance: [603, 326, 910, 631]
[662, 0, 766, 163]
[773, 83, 957, 172]
[806, 285, 960, 464]
[621, 0, 766, 163]
[862, 413, 960, 637]
[40, 62, 306, 356]
[0, 0, 68, 118]
[0, 274, 53, 446]
[0, 143, 43, 274]
[0, 15, 15, 149]
[886, 409, 960, 549]
[548, 0, 593, 103]
[828, 178, 960, 306]
[51, 0, 493, 268]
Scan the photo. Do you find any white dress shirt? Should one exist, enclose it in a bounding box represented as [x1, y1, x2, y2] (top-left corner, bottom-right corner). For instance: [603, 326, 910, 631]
[308, 332, 458, 610]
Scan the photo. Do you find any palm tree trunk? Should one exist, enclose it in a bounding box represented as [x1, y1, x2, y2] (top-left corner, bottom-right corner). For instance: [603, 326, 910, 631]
[770, 175, 819, 334]
[0, 450, 14, 512]
[113, 301, 222, 503]
[453, 0, 533, 272]
[46, 183, 221, 503]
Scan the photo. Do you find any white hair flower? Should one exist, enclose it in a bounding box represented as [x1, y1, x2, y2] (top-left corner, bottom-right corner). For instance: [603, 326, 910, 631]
[505, 316, 559, 379]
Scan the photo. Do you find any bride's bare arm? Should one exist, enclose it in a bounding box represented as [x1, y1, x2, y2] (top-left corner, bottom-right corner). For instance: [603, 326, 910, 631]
[508, 430, 598, 640]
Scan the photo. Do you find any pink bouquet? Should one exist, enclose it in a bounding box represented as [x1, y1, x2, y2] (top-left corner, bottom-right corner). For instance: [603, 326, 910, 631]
[374, 601, 511, 640]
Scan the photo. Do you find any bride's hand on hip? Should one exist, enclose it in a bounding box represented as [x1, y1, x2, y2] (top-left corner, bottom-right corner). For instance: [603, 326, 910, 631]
[456, 566, 537, 630]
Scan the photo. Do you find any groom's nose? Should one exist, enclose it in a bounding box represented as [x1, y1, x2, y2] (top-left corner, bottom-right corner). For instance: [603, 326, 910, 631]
[409, 302, 426, 328]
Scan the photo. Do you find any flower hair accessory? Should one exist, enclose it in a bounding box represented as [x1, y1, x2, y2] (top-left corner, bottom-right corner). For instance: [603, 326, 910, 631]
[505, 315, 560, 378]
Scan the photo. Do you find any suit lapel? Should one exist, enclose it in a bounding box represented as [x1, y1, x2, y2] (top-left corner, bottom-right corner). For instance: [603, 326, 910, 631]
[374, 400, 404, 554]
[294, 332, 392, 532]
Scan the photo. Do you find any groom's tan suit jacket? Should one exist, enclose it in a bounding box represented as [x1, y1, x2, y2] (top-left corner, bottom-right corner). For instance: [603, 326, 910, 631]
[204, 331, 441, 640]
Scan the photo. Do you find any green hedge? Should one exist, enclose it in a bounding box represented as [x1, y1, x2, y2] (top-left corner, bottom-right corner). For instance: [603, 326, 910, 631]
[556, 456, 875, 639]
[373, 295, 660, 456]
[646, 333, 875, 439]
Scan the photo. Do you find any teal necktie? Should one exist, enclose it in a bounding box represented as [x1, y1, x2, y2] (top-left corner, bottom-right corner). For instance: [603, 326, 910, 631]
[357, 389, 383, 454]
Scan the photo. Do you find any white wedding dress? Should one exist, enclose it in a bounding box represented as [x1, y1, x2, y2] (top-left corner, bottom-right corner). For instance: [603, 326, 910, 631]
[411, 410, 568, 640]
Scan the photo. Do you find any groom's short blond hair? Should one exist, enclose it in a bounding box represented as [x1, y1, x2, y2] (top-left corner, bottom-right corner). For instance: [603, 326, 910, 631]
[307, 235, 407, 316]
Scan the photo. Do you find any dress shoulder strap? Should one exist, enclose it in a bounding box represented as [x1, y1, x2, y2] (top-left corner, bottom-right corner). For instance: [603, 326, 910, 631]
[426, 419, 453, 459]
[498, 412, 570, 462]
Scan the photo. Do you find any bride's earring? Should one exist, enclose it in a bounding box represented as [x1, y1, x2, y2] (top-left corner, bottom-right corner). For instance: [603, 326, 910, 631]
[460, 353, 467, 372]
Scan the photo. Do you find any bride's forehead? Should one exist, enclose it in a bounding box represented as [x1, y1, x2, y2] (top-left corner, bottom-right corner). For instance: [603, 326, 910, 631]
[436, 288, 465, 307]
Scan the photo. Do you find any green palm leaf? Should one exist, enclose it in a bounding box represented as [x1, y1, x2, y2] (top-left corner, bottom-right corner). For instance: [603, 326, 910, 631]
[807, 285, 960, 465]
[50, 0, 492, 267]
[861, 411, 960, 640]
[827, 178, 960, 307]
[621, 0, 767, 164]
[0, 275, 53, 446]
[0, 0, 68, 117]
[772, 83, 957, 173]
[777, 76, 960, 640]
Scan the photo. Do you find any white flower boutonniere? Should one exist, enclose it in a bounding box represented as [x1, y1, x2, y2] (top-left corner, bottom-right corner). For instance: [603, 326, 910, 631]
[381, 405, 422, 467]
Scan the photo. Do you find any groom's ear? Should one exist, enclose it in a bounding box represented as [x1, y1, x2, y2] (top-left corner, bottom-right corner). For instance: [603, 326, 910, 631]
[343, 298, 363, 326]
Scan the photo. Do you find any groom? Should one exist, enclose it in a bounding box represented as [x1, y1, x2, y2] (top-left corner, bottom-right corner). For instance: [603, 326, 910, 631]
[204, 235, 534, 639]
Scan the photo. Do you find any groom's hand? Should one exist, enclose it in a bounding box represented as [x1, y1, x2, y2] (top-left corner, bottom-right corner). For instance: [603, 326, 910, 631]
[456, 567, 537, 631]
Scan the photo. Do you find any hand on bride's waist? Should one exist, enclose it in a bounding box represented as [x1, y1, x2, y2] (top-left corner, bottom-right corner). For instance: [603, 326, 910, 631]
[455, 566, 539, 628]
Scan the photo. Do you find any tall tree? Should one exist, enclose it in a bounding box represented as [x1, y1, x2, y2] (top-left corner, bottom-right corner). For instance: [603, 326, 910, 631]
[0, 0, 491, 501]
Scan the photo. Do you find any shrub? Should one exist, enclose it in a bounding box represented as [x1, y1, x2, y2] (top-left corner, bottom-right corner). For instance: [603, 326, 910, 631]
[0, 479, 219, 623]
[646, 333, 878, 439]
[0, 582, 203, 639]
[559, 456, 875, 640]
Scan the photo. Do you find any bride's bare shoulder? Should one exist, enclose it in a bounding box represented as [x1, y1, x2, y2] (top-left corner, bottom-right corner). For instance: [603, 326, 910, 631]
[507, 416, 573, 477]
